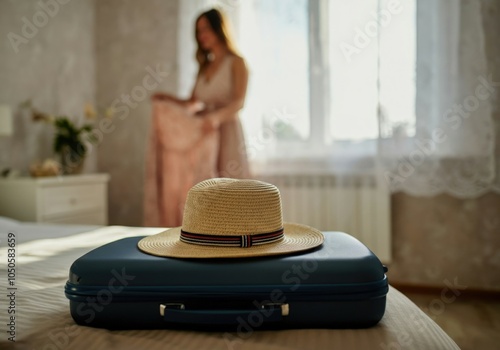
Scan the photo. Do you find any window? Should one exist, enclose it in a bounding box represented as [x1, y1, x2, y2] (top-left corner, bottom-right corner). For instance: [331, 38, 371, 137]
[238, 0, 310, 150]
[236, 0, 416, 161]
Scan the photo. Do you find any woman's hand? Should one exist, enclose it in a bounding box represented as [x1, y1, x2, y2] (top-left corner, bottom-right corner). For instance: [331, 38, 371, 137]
[187, 100, 205, 114]
[202, 114, 221, 134]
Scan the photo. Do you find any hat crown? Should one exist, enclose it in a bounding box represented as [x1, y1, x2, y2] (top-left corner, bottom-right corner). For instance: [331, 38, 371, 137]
[182, 178, 283, 236]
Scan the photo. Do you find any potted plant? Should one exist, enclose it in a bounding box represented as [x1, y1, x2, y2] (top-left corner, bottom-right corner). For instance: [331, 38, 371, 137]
[25, 101, 110, 175]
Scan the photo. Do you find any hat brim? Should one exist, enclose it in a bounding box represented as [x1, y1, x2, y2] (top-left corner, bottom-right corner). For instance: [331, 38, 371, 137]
[137, 222, 324, 259]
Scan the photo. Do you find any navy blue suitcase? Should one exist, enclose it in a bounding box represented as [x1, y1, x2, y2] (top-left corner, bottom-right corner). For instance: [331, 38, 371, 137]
[65, 231, 388, 330]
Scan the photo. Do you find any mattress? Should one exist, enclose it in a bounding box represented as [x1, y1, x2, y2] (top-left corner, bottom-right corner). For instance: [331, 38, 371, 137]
[0, 219, 459, 350]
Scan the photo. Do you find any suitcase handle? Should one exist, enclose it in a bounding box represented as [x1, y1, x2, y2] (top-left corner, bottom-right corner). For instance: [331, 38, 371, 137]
[160, 303, 288, 325]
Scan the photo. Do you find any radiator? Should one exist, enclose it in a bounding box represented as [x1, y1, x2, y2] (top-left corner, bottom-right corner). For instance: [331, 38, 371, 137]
[257, 174, 392, 263]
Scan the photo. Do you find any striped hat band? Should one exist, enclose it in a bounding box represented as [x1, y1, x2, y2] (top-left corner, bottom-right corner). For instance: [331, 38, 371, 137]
[180, 228, 284, 248]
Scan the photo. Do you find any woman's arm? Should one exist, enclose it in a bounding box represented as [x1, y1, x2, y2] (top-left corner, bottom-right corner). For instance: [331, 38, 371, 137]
[151, 92, 193, 105]
[203, 56, 249, 130]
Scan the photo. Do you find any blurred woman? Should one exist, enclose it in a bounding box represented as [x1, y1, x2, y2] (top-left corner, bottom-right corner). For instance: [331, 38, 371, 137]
[145, 8, 250, 227]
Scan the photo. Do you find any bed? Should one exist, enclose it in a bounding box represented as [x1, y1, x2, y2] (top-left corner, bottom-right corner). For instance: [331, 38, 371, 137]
[0, 217, 459, 350]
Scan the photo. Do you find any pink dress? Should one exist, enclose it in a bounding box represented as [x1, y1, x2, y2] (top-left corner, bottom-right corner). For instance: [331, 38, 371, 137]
[143, 54, 250, 227]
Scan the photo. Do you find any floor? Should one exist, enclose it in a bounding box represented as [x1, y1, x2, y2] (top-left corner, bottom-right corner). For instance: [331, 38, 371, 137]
[403, 292, 500, 350]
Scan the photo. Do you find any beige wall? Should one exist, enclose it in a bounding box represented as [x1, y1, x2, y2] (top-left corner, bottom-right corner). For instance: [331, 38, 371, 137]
[0, 0, 96, 173]
[389, 192, 500, 290]
[95, 0, 179, 226]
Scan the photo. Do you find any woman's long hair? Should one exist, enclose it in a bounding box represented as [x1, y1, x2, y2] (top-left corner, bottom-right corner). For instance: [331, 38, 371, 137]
[195, 9, 239, 70]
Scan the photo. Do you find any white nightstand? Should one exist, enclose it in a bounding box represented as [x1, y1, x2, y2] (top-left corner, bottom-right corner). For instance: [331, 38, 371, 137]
[0, 174, 110, 225]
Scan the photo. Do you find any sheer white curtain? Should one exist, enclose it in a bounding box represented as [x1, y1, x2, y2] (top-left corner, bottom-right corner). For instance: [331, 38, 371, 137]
[381, 0, 496, 197]
[177, 0, 498, 197]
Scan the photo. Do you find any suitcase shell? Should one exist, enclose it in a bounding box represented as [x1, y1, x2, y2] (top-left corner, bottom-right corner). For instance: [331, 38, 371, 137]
[65, 231, 388, 330]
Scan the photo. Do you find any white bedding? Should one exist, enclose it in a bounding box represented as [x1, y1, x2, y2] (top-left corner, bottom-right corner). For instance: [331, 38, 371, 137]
[0, 220, 459, 350]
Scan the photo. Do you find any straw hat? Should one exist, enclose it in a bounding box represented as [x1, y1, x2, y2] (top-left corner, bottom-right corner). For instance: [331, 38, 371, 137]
[138, 178, 324, 258]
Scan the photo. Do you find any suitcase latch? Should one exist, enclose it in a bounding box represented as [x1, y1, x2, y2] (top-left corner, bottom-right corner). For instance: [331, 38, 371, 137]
[262, 303, 289, 317]
[160, 303, 185, 316]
